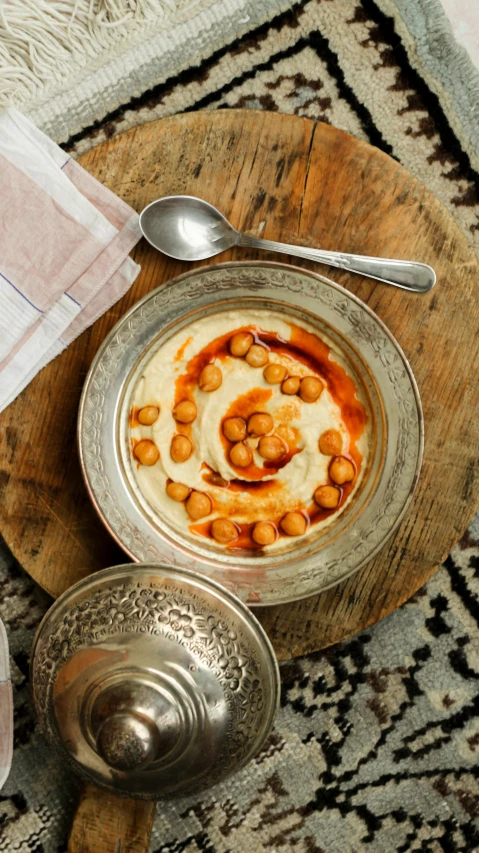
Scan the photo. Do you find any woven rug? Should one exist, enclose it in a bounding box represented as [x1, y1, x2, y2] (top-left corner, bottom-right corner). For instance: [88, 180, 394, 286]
[1, 1, 479, 851]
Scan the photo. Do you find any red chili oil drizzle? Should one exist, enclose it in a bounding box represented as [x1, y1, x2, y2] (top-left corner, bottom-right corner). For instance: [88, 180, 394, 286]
[130, 437, 141, 470]
[202, 467, 283, 496]
[173, 327, 246, 405]
[173, 325, 277, 404]
[130, 406, 141, 428]
[174, 422, 192, 439]
[175, 324, 365, 444]
[191, 457, 356, 550]
[189, 486, 358, 550]
[173, 322, 367, 550]
[189, 519, 273, 552]
[263, 444, 302, 471]
[174, 335, 193, 363]
[220, 386, 272, 478]
[257, 326, 366, 472]
[221, 388, 304, 479]
[189, 480, 355, 551]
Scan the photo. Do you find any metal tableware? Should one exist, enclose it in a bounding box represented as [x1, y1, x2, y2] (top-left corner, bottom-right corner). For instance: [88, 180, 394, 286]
[78, 261, 423, 606]
[139, 195, 436, 292]
[30, 563, 280, 799]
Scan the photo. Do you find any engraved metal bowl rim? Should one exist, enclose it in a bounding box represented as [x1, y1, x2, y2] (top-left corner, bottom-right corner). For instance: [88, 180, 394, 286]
[77, 260, 424, 606]
[30, 562, 281, 798]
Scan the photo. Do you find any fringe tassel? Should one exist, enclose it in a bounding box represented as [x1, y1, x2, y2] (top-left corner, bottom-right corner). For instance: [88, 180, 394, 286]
[0, 0, 186, 106]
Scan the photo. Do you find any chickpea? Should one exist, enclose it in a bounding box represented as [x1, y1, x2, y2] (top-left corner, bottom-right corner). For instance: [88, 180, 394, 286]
[138, 405, 159, 425]
[230, 442, 253, 468]
[314, 485, 341, 509]
[252, 521, 277, 546]
[280, 511, 307, 536]
[173, 400, 197, 424]
[319, 429, 343, 456]
[223, 417, 247, 442]
[258, 435, 285, 461]
[199, 364, 222, 392]
[263, 363, 287, 384]
[281, 375, 301, 395]
[229, 332, 254, 357]
[186, 490, 212, 519]
[329, 455, 355, 485]
[299, 376, 324, 403]
[247, 412, 273, 436]
[211, 517, 239, 544]
[245, 344, 269, 368]
[166, 481, 191, 502]
[134, 439, 159, 466]
[170, 434, 193, 463]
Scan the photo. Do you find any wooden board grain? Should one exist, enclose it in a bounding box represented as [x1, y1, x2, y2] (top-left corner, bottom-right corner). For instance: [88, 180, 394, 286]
[68, 785, 155, 853]
[1, 110, 479, 660]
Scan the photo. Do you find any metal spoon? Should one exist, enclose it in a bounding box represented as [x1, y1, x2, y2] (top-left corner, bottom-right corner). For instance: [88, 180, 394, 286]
[139, 195, 436, 293]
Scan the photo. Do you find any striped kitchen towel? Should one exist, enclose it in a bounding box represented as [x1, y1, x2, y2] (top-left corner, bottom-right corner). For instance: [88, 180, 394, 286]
[0, 620, 12, 790]
[0, 108, 141, 413]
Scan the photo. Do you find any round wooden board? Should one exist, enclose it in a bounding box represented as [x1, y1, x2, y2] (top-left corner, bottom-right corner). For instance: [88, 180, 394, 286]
[1, 110, 478, 661]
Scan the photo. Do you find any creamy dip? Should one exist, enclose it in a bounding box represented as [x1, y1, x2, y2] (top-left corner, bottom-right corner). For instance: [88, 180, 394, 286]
[129, 309, 370, 551]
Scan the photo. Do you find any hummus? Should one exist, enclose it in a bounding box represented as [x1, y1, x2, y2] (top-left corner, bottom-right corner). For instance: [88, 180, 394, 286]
[129, 309, 370, 551]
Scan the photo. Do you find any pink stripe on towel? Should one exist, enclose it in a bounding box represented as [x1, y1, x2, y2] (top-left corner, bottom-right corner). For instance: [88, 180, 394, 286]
[0, 153, 106, 310]
[0, 108, 142, 414]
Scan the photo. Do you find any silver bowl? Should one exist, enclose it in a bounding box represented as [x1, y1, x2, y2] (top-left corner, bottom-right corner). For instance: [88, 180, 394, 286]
[78, 261, 423, 605]
[30, 563, 280, 799]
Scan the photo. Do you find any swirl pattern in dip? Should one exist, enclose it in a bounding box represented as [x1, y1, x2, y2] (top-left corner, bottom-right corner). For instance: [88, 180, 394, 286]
[129, 309, 370, 551]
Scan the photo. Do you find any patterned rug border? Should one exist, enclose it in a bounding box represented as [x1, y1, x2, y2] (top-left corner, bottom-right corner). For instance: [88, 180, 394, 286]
[7, 0, 477, 175]
[376, 0, 479, 166]
[17, 0, 292, 142]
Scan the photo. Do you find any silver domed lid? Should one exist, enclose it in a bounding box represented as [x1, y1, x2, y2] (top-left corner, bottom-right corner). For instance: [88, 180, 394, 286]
[30, 564, 280, 799]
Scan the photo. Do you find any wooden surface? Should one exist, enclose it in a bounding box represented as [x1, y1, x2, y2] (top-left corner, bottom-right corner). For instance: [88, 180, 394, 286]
[1, 109, 479, 660]
[68, 785, 155, 853]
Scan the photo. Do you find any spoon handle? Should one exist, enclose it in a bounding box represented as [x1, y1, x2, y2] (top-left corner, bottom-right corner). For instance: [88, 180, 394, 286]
[239, 235, 436, 293]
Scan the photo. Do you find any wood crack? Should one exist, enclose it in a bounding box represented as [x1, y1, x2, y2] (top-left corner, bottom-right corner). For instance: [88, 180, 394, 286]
[298, 122, 317, 234]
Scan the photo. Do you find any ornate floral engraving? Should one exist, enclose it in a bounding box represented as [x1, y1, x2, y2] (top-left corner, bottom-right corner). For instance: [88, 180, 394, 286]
[33, 580, 273, 794]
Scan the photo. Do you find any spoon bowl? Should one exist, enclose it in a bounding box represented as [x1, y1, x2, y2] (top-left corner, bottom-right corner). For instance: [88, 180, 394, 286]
[139, 194, 436, 292]
[140, 195, 239, 261]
